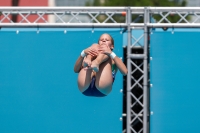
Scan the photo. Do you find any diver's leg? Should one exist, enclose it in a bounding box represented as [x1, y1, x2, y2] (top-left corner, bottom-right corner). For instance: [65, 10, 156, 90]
[77, 67, 94, 92]
[95, 58, 113, 95]
[91, 54, 109, 72]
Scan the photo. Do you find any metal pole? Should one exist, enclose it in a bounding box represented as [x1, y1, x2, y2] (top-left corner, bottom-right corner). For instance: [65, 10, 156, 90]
[148, 23, 200, 28]
[0, 23, 128, 28]
[0, 6, 128, 11]
[126, 7, 132, 133]
[148, 6, 200, 11]
[3, 23, 200, 28]
[143, 7, 149, 133]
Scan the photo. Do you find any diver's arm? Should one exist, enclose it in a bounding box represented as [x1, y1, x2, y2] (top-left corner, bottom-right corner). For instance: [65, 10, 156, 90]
[112, 56, 128, 76]
[74, 54, 85, 73]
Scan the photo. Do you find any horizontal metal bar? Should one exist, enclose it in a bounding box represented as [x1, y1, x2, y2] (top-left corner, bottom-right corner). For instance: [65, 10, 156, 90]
[0, 7, 128, 11]
[149, 7, 200, 12]
[128, 54, 145, 59]
[130, 24, 145, 27]
[0, 6, 144, 11]
[1, 7, 200, 28]
[1, 7, 200, 13]
[122, 113, 127, 117]
[130, 7, 144, 13]
[147, 23, 200, 28]
[131, 27, 144, 30]
[1, 7, 199, 12]
[0, 23, 146, 28]
[1, 11, 127, 14]
[0, 23, 128, 28]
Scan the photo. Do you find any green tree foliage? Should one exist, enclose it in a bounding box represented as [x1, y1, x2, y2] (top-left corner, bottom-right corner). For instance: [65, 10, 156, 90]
[86, 0, 188, 23]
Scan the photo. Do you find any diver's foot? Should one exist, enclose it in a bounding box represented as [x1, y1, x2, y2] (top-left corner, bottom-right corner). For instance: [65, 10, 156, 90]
[91, 60, 100, 72]
[83, 57, 92, 68]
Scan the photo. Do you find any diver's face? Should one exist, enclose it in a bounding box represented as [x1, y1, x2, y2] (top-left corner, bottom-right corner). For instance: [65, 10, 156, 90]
[98, 34, 113, 49]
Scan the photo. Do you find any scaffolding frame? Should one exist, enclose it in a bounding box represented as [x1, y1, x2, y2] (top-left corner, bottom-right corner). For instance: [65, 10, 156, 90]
[1, 7, 200, 133]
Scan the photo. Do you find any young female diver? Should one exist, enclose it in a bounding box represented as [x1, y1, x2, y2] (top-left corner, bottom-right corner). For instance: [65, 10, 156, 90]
[74, 33, 127, 97]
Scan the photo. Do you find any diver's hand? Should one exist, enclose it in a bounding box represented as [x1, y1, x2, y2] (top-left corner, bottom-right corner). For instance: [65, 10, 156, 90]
[98, 44, 112, 55]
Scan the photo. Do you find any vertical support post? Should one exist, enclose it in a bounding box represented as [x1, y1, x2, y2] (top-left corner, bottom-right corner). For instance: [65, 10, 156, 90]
[126, 7, 132, 133]
[143, 7, 149, 133]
